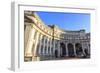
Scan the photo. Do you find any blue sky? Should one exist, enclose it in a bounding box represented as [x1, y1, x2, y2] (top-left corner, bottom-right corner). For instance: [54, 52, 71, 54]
[36, 11, 90, 33]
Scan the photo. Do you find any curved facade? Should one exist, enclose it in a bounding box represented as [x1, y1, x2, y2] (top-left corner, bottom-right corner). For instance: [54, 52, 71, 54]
[24, 11, 90, 61]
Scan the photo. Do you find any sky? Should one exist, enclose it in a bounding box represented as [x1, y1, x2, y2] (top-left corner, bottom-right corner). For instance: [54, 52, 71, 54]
[36, 11, 90, 33]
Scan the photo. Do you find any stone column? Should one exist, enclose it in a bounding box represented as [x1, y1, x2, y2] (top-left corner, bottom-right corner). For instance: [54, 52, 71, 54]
[32, 32, 40, 61]
[57, 40, 60, 57]
[73, 43, 77, 57]
[81, 42, 85, 55]
[56, 40, 59, 57]
[59, 41, 61, 57]
[53, 39, 56, 56]
[87, 42, 90, 54]
[60, 41, 62, 57]
[48, 39, 50, 56]
[49, 39, 52, 56]
[43, 36, 46, 56]
[24, 25, 35, 57]
[46, 38, 49, 56]
[66, 42, 68, 57]
[38, 35, 43, 56]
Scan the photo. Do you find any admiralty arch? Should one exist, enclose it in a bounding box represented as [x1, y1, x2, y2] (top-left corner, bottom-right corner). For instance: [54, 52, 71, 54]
[24, 11, 90, 61]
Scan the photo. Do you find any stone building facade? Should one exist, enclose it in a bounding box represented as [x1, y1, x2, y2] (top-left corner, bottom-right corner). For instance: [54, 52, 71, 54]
[24, 11, 90, 61]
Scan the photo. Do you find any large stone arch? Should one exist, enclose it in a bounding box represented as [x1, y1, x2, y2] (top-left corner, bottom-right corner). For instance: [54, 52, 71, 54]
[67, 43, 75, 57]
[60, 42, 66, 57]
[75, 43, 83, 57]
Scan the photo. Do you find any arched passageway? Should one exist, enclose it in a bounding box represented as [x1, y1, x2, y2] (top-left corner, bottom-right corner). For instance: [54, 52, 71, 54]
[75, 43, 83, 57]
[67, 43, 75, 57]
[60, 42, 66, 57]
